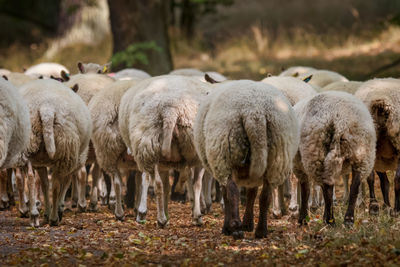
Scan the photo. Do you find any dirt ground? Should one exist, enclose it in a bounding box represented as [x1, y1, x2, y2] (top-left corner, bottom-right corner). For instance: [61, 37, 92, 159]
[1, 186, 400, 267]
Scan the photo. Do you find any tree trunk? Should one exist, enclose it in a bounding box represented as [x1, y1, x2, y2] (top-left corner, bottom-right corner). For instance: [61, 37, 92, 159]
[108, 0, 173, 75]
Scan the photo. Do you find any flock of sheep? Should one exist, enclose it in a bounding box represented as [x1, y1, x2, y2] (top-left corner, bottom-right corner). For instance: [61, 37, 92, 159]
[0, 61, 399, 240]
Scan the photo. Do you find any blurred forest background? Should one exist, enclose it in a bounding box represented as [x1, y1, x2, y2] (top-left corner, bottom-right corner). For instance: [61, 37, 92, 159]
[0, 0, 400, 80]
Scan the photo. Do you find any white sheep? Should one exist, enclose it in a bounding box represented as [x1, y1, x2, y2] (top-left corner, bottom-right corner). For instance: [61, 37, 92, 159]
[321, 81, 363, 94]
[354, 78, 400, 216]
[77, 62, 111, 74]
[113, 68, 151, 80]
[170, 68, 227, 82]
[261, 76, 317, 217]
[279, 66, 316, 77]
[293, 91, 376, 226]
[62, 72, 114, 211]
[0, 69, 11, 76]
[0, 78, 31, 169]
[299, 70, 348, 88]
[3, 72, 36, 87]
[25, 62, 69, 78]
[89, 79, 141, 219]
[194, 80, 299, 239]
[20, 79, 92, 226]
[119, 75, 211, 226]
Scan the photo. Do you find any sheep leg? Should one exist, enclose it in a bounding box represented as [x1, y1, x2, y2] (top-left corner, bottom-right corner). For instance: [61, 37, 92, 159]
[203, 172, 213, 214]
[222, 179, 242, 239]
[71, 173, 78, 209]
[58, 175, 72, 222]
[283, 177, 291, 199]
[134, 171, 142, 214]
[310, 184, 319, 211]
[112, 171, 125, 221]
[35, 171, 41, 210]
[76, 167, 87, 212]
[321, 183, 335, 225]
[99, 172, 109, 205]
[7, 169, 15, 206]
[241, 187, 257, 232]
[391, 162, 400, 217]
[108, 174, 116, 211]
[215, 180, 222, 203]
[89, 163, 101, 211]
[23, 163, 38, 227]
[343, 174, 350, 204]
[298, 179, 310, 225]
[367, 171, 379, 215]
[376, 171, 391, 209]
[171, 170, 186, 202]
[137, 172, 150, 222]
[49, 176, 61, 226]
[278, 183, 287, 216]
[255, 180, 271, 239]
[289, 174, 299, 214]
[192, 167, 205, 226]
[15, 168, 28, 217]
[125, 170, 136, 209]
[37, 167, 50, 223]
[185, 168, 194, 203]
[344, 170, 361, 226]
[272, 188, 282, 218]
[153, 165, 168, 227]
[356, 181, 366, 208]
[161, 170, 170, 220]
[0, 169, 9, 210]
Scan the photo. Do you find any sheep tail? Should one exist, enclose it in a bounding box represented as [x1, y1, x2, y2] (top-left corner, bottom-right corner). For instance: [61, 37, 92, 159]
[322, 123, 344, 185]
[39, 106, 56, 159]
[243, 113, 268, 179]
[161, 110, 178, 160]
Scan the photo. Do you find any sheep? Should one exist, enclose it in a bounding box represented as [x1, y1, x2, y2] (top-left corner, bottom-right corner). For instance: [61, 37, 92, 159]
[25, 62, 69, 78]
[293, 91, 376, 226]
[0, 78, 31, 169]
[77, 62, 111, 74]
[88, 79, 142, 219]
[113, 68, 151, 80]
[194, 80, 299, 238]
[299, 70, 349, 89]
[61, 71, 115, 211]
[321, 80, 365, 204]
[0, 69, 11, 76]
[261, 75, 317, 217]
[0, 77, 31, 217]
[354, 78, 400, 216]
[119, 75, 211, 226]
[3, 72, 36, 87]
[20, 79, 92, 226]
[279, 66, 316, 77]
[170, 68, 227, 82]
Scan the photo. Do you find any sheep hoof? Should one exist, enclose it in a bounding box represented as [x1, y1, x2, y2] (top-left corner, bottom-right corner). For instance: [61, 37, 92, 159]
[289, 205, 298, 212]
[241, 222, 254, 232]
[272, 210, 282, 219]
[0, 200, 9, 210]
[390, 209, 399, 218]
[192, 216, 203, 226]
[115, 214, 125, 221]
[232, 231, 244, 240]
[30, 214, 40, 228]
[136, 211, 147, 222]
[369, 201, 379, 216]
[19, 208, 29, 218]
[36, 200, 42, 210]
[49, 218, 59, 226]
[77, 204, 87, 213]
[310, 205, 318, 212]
[157, 219, 168, 228]
[255, 228, 267, 239]
[88, 202, 98, 212]
[100, 196, 108, 206]
[108, 200, 116, 211]
[58, 211, 63, 222]
[71, 200, 77, 209]
[343, 216, 354, 227]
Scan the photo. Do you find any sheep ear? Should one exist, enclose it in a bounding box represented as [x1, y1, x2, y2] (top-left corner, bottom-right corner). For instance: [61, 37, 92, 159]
[71, 84, 79, 93]
[2, 75, 8, 81]
[292, 72, 299, 77]
[102, 62, 111, 73]
[267, 73, 272, 77]
[77, 62, 85, 73]
[204, 74, 219, 84]
[60, 70, 70, 82]
[303, 75, 313, 83]
[281, 66, 285, 71]
[38, 75, 43, 79]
